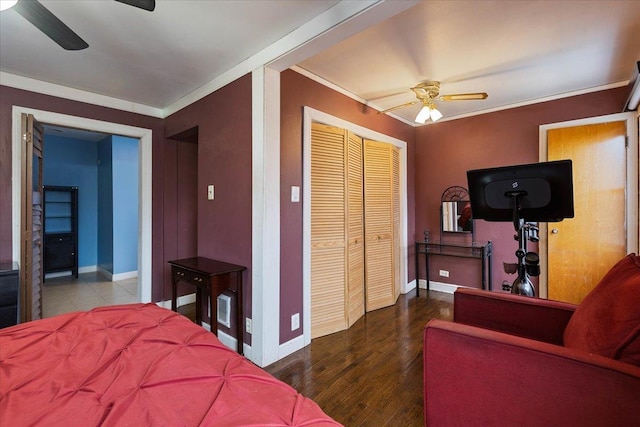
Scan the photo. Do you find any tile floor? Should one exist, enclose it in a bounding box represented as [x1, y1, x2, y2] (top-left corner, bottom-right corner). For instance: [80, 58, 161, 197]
[42, 272, 139, 318]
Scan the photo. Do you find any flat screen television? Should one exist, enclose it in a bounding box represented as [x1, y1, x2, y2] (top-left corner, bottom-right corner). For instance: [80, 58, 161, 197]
[466, 160, 574, 223]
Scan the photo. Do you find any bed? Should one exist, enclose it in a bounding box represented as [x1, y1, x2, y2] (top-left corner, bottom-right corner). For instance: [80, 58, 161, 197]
[0, 303, 341, 426]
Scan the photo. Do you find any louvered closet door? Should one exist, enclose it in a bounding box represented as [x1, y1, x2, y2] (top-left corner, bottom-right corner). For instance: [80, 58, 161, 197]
[346, 131, 364, 327]
[363, 140, 397, 311]
[20, 113, 44, 323]
[392, 146, 401, 301]
[311, 123, 348, 338]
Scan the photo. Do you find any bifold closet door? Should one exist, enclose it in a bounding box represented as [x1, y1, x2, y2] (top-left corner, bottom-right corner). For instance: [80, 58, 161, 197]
[310, 123, 367, 338]
[346, 131, 364, 327]
[363, 140, 398, 311]
[392, 146, 401, 301]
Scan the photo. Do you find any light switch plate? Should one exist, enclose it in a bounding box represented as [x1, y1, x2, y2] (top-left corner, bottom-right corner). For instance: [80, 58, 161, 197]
[291, 186, 300, 202]
[291, 313, 300, 331]
[207, 184, 214, 200]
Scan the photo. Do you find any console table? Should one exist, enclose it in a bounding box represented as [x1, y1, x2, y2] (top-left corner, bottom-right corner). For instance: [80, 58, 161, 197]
[169, 257, 246, 355]
[415, 240, 492, 296]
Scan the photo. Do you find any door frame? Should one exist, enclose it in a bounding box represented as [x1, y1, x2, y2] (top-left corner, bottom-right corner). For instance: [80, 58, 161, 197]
[302, 106, 409, 347]
[538, 111, 638, 298]
[11, 106, 153, 304]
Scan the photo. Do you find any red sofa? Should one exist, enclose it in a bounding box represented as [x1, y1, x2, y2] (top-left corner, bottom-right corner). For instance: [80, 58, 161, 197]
[423, 254, 640, 426]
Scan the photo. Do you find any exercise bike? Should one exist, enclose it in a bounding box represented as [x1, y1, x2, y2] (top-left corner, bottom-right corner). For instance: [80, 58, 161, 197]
[502, 190, 540, 297]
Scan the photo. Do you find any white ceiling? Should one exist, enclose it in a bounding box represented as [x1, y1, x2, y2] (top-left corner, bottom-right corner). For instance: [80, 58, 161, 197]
[0, 0, 340, 108]
[1, 0, 639, 125]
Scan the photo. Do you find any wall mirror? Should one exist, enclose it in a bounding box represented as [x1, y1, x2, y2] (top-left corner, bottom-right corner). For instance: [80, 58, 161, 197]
[441, 186, 473, 240]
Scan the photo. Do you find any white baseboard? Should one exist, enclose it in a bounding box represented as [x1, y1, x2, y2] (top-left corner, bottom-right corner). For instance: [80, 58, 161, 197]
[205, 324, 253, 357]
[45, 271, 71, 279]
[156, 293, 196, 309]
[112, 270, 138, 281]
[79, 265, 97, 274]
[44, 265, 97, 280]
[97, 267, 138, 282]
[279, 334, 305, 360]
[403, 279, 417, 294]
[156, 295, 252, 357]
[418, 279, 462, 294]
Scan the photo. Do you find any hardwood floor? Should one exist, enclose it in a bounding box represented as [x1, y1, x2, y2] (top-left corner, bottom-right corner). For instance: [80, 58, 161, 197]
[265, 290, 453, 427]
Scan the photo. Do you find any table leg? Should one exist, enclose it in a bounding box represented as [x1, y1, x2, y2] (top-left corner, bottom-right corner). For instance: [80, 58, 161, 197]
[236, 271, 243, 355]
[425, 250, 430, 292]
[195, 287, 202, 325]
[171, 275, 177, 312]
[415, 243, 420, 297]
[488, 250, 493, 291]
[481, 248, 486, 290]
[209, 280, 218, 337]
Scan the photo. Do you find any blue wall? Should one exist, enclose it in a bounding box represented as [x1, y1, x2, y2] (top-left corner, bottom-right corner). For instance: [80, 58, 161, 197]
[44, 133, 139, 277]
[97, 138, 114, 274]
[111, 136, 139, 274]
[43, 135, 98, 268]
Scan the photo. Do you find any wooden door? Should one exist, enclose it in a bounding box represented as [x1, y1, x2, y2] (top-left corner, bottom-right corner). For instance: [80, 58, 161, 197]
[20, 113, 44, 322]
[546, 121, 627, 304]
[363, 140, 397, 311]
[346, 131, 365, 327]
[310, 123, 348, 338]
[392, 146, 401, 301]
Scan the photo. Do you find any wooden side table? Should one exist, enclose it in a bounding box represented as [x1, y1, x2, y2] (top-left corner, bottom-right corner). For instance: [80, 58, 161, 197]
[169, 257, 246, 355]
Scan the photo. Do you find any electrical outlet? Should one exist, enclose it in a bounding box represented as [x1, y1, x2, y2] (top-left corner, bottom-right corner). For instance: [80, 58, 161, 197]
[245, 318, 252, 334]
[291, 313, 300, 331]
[439, 269, 450, 278]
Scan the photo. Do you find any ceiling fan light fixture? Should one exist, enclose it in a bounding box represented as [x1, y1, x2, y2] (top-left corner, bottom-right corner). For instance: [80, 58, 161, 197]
[386, 80, 487, 122]
[415, 102, 442, 124]
[0, 0, 18, 11]
[415, 105, 430, 124]
[430, 107, 443, 122]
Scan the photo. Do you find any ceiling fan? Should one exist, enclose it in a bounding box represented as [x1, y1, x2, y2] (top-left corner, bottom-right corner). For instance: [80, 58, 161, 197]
[379, 80, 488, 124]
[2, 0, 155, 51]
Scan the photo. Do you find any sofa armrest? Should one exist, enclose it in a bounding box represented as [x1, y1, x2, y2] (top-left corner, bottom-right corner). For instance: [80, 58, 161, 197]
[424, 319, 640, 427]
[454, 287, 576, 345]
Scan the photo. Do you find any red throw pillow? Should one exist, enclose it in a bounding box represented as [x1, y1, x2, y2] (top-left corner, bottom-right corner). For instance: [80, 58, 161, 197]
[563, 253, 640, 366]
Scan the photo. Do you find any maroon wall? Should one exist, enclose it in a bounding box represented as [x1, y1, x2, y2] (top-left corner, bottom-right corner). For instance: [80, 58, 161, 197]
[176, 141, 198, 259]
[163, 74, 253, 343]
[163, 134, 198, 266]
[0, 85, 165, 300]
[414, 86, 629, 293]
[280, 69, 416, 344]
[2, 77, 628, 350]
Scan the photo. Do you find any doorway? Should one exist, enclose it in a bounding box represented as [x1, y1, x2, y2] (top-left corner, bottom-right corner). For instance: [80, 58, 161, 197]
[309, 124, 402, 339]
[40, 126, 140, 317]
[538, 112, 639, 302]
[11, 107, 153, 315]
[302, 106, 409, 347]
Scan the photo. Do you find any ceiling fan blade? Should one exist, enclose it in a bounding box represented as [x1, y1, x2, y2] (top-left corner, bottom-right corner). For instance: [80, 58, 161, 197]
[14, 0, 88, 50]
[115, 0, 156, 12]
[378, 100, 419, 114]
[438, 93, 488, 101]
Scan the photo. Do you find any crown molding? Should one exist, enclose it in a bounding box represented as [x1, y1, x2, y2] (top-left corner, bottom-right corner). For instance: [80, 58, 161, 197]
[0, 72, 164, 118]
[289, 66, 631, 127]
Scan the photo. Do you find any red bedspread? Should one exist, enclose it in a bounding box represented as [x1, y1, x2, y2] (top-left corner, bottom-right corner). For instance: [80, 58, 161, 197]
[0, 303, 341, 426]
